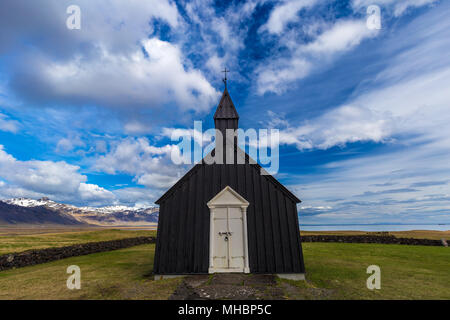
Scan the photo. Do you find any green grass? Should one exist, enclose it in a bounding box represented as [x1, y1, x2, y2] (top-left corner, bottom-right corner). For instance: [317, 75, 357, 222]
[282, 243, 450, 300]
[0, 244, 180, 300]
[0, 229, 156, 255]
[0, 239, 448, 300]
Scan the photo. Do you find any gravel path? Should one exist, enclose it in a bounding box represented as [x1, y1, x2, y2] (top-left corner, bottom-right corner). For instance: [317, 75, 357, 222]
[169, 274, 286, 300]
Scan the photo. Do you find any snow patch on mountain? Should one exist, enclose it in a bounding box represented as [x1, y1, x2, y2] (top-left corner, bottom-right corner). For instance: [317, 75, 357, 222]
[1, 197, 159, 226]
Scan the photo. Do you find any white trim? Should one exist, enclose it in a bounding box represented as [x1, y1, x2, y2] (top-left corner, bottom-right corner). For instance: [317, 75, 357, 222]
[241, 206, 250, 273]
[207, 186, 249, 208]
[209, 206, 215, 270]
[208, 186, 250, 274]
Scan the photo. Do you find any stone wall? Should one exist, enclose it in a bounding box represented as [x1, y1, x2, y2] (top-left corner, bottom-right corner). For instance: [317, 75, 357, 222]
[0, 234, 445, 272]
[0, 236, 156, 271]
[300, 235, 443, 246]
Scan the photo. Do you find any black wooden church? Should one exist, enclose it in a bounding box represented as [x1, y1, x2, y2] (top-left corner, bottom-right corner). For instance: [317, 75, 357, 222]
[154, 85, 305, 280]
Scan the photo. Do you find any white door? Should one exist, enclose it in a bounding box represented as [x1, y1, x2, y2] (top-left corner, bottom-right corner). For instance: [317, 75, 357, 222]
[213, 207, 229, 268]
[213, 207, 245, 271]
[208, 186, 250, 274]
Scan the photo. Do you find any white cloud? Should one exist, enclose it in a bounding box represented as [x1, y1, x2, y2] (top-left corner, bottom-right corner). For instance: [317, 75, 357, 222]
[352, 0, 438, 17]
[0, 0, 180, 55]
[2, 1, 220, 114]
[303, 20, 374, 54]
[0, 145, 85, 195]
[206, 55, 226, 74]
[262, 0, 320, 34]
[26, 38, 219, 112]
[277, 105, 393, 150]
[257, 19, 378, 94]
[0, 113, 20, 133]
[113, 187, 157, 207]
[393, 0, 438, 16]
[137, 173, 179, 189]
[292, 140, 450, 224]
[56, 136, 85, 153]
[257, 0, 438, 95]
[257, 58, 312, 95]
[275, 59, 450, 152]
[78, 183, 115, 202]
[0, 145, 119, 206]
[181, 0, 258, 84]
[124, 121, 152, 135]
[94, 137, 185, 189]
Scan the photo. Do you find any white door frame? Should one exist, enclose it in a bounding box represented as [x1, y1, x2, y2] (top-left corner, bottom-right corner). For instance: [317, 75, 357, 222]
[207, 186, 250, 273]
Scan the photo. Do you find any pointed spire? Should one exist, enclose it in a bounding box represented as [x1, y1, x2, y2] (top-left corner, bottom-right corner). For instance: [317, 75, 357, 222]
[214, 87, 239, 139]
[214, 87, 239, 120]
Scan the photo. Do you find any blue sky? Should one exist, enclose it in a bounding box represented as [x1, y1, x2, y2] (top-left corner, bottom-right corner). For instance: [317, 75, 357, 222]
[0, 0, 449, 225]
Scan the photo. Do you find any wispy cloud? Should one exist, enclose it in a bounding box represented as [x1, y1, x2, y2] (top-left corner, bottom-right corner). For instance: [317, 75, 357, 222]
[358, 188, 420, 197]
[0, 113, 19, 133]
[256, 19, 379, 94]
[352, 0, 439, 17]
[260, 0, 320, 35]
[93, 137, 186, 190]
[410, 180, 448, 187]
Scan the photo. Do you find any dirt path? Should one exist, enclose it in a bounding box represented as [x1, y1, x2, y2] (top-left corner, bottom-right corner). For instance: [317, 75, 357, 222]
[169, 274, 286, 300]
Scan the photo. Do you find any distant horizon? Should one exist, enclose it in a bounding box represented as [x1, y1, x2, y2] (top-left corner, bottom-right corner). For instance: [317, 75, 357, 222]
[300, 223, 448, 226]
[2, 197, 449, 227]
[300, 224, 449, 232]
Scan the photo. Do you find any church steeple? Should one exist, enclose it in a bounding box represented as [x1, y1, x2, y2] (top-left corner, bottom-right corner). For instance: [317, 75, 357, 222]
[214, 87, 239, 137]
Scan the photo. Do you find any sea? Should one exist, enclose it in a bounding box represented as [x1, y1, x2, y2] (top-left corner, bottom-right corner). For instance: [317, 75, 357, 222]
[299, 224, 449, 231]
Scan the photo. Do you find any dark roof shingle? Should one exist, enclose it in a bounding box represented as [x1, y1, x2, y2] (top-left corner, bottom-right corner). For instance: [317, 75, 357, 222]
[214, 88, 239, 119]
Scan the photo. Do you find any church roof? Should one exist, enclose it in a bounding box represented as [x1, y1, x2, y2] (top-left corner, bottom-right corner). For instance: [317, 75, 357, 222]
[213, 88, 239, 120]
[155, 143, 301, 204]
[155, 87, 301, 205]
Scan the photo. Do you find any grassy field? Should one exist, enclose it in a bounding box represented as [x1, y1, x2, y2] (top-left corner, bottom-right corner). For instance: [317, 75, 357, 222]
[0, 243, 181, 299]
[0, 229, 156, 255]
[1, 228, 447, 256]
[289, 242, 449, 299]
[0, 241, 448, 299]
[300, 230, 450, 240]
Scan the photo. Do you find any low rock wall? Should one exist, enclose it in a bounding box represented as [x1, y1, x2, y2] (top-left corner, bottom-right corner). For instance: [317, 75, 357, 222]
[300, 235, 443, 246]
[1, 235, 445, 272]
[0, 236, 156, 271]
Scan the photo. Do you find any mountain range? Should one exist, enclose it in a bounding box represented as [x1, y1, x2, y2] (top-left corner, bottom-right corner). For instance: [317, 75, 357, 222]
[0, 197, 159, 226]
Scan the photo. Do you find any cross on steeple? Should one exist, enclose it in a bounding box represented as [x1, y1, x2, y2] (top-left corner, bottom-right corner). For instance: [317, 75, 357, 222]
[222, 68, 229, 89]
[214, 74, 239, 139]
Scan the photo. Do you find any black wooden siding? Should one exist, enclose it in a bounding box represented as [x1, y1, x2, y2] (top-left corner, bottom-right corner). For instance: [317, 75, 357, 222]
[153, 160, 305, 274]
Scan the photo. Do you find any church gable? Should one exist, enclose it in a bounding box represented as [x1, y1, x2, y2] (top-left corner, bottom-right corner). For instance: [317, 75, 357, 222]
[156, 137, 300, 204]
[207, 186, 249, 207]
[155, 157, 300, 205]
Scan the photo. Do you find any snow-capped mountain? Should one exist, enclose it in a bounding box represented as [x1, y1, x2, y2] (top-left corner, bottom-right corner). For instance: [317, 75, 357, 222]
[5, 197, 70, 209]
[0, 201, 84, 226]
[1, 197, 159, 226]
